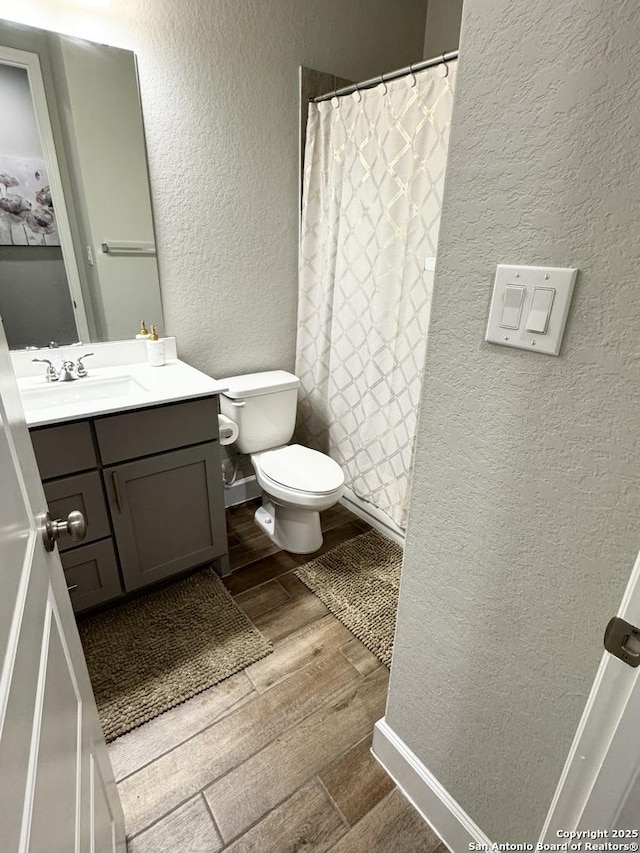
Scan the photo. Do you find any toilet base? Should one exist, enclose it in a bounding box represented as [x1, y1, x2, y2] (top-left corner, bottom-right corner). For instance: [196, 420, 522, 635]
[255, 499, 323, 554]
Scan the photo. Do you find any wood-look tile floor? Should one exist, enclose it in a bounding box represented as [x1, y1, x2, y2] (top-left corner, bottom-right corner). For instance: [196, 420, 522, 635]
[112, 501, 447, 853]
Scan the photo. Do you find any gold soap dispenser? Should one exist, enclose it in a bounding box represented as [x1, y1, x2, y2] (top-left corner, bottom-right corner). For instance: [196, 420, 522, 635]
[136, 320, 151, 340]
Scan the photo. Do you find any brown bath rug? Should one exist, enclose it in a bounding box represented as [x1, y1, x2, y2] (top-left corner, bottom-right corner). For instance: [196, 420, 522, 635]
[295, 530, 402, 668]
[78, 568, 273, 742]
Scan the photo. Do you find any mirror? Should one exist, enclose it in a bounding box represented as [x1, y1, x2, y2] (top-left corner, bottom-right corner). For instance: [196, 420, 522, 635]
[0, 19, 164, 350]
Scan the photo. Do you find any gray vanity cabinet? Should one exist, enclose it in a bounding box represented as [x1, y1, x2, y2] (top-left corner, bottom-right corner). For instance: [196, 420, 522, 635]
[104, 443, 227, 591]
[30, 395, 229, 613]
[31, 421, 124, 613]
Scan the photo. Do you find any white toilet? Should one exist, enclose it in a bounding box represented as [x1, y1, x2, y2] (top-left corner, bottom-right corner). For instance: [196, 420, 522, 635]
[219, 371, 345, 553]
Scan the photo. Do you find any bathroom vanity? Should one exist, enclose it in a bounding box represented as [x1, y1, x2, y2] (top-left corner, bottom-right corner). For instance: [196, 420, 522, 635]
[15, 341, 230, 614]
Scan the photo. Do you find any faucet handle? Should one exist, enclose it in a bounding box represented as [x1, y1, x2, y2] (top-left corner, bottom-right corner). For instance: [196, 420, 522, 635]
[32, 358, 58, 382]
[75, 352, 94, 377]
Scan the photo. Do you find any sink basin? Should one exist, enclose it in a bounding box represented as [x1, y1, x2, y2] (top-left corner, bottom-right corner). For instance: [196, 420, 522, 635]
[20, 375, 150, 411]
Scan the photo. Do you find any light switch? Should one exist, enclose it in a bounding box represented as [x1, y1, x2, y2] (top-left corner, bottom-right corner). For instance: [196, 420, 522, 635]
[485, 265, 578, 356]
[499, 285, 525, 329]
[526, 287, 555, 334]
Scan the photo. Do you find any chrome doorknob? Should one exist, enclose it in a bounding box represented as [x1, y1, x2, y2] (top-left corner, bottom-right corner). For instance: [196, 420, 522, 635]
[41, 510, 87, 552]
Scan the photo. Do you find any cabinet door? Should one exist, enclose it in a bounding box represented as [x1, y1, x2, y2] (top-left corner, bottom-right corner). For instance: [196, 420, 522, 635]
[61, 539, 122, 613]
[105, 442, 227, 591]
[44, 471, 111, 552]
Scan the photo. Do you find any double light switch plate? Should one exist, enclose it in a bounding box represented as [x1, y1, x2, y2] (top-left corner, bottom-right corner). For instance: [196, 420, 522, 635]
[486, 265, 578, 356]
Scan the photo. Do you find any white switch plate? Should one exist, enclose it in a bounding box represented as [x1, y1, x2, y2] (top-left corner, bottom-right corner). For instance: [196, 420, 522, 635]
[486, 264, 578, 356]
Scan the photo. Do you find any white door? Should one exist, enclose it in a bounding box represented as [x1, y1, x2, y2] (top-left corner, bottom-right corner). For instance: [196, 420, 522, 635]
[0, 45, 91, 345]
[0, 319, 125, 852]
[542, 549, 640, 835]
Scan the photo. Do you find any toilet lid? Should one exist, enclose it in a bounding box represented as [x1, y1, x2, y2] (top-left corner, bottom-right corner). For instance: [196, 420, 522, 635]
[259, 445, 344, 494]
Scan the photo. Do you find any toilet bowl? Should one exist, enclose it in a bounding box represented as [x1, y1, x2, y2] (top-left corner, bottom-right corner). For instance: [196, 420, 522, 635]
[218, 371, 345, 554]
[251, 444, 344, 553]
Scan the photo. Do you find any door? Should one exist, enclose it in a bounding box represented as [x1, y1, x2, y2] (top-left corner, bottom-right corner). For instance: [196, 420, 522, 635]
[105, 442, 227, 591]
[0, 320, 125, 852]
[0, 44, 91, 345]
[541, 549, 640, 835]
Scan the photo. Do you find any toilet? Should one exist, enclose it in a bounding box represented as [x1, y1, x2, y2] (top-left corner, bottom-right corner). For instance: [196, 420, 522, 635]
[219, 371, 344, 553]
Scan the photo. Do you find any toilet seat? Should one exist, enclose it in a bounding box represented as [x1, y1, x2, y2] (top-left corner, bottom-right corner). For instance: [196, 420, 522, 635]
[256, 445, 344, 495]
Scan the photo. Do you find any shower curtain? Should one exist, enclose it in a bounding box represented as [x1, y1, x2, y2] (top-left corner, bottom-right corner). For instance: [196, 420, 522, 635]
[296, 62, 456, 529]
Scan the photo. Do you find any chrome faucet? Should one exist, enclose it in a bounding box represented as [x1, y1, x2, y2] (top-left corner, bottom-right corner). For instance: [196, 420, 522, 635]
[57, 360, 76, 382]
[31, 358, 58, 382]
[32, 352, 94, 382]
[75, 353, 93, 377]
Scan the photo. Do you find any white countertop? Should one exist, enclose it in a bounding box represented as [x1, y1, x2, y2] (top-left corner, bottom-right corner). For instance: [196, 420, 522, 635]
[19, 359, 228, 428]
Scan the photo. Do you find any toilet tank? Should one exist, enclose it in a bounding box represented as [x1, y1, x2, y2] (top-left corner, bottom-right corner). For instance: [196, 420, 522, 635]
[219, 371, 300, 454]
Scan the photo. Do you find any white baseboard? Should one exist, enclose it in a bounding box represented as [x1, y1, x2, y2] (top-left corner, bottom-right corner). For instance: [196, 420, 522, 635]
[372, 718, 493, 853]
[224, 475, 261, 508]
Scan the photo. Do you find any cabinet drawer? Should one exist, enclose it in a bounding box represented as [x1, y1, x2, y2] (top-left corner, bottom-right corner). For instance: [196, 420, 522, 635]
[62, 539, 122, 613]
[104, 442, 227, 591]
[94, 397, 219, 464]
[30, 421, 96, 480]
[44, 471, 110, 552]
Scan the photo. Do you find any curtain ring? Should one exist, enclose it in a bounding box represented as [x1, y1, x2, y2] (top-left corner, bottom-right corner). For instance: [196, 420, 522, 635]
[331, 94, 340, 108]
[439, 53, 449, 77]
[407, 63, 417, 88]
[379, 74, 388, 95]
[353, 82, 362, 103]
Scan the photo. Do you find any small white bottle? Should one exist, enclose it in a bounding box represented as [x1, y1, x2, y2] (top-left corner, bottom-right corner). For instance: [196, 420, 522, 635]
[136, 320, 151, 340]
[146, 325, 166, 367]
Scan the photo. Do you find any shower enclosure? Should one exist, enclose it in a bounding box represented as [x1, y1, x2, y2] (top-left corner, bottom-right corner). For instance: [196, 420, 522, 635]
[297, 55, 457, 534]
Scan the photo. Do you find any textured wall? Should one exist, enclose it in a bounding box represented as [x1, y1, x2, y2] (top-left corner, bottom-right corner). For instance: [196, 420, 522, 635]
[423, 0, 463, 57]
[386, 0, 640, 842]
[1, 0, 428, 377]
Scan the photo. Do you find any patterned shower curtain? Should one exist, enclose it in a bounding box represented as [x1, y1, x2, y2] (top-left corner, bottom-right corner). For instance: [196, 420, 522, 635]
[296, 62, 457, 529]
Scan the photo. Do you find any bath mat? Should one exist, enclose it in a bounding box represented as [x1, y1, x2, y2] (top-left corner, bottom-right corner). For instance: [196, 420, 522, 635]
[295, 530, 402, 667]
[78, 568, 273, 742]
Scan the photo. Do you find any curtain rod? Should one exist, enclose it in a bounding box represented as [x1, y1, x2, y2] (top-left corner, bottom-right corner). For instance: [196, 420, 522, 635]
[310, 49, 459, 103]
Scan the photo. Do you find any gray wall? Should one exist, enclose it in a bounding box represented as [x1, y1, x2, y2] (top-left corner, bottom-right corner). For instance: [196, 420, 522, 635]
[0, 248, 76, 349]
[0, 63, 42, 156]
[2, 0, 429, 378]
[423, 0, 463, 56]
[386, 0, 640, 842]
